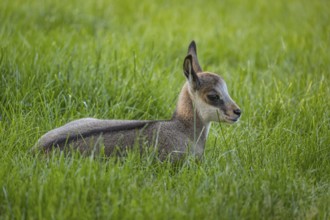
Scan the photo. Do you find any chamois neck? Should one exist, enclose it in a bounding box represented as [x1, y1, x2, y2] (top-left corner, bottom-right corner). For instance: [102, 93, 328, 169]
[172, 83, 210, 133]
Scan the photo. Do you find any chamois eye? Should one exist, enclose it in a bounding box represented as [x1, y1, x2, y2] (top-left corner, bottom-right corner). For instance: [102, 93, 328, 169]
[207, 94, 220, 102]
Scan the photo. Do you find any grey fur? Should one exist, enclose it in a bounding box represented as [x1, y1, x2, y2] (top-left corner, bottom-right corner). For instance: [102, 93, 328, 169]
[34, 41, 241, 161]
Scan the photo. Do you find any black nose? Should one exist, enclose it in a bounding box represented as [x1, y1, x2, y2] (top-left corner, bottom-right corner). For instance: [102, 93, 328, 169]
[233, 109, 241, 116]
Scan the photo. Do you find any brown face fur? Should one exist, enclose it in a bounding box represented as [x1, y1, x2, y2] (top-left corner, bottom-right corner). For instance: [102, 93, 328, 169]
[183, 41, 241, 124]
[191, 72, 241, 123]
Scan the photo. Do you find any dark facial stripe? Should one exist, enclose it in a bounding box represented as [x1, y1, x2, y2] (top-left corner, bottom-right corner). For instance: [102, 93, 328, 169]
[207, 98, 225, 107]
[205, 96, 228, 115]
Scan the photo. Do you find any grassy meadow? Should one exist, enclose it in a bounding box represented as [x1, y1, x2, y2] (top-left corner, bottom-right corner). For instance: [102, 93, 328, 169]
[0, 0, 329, 219]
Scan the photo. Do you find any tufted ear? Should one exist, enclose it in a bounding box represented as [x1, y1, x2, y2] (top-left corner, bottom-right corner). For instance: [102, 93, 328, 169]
[187, 41, 202, 73]
[183, 54, 200, 90]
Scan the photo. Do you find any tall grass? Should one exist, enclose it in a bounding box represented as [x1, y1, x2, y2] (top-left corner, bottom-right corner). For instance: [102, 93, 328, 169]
[1, 0, 329, 219]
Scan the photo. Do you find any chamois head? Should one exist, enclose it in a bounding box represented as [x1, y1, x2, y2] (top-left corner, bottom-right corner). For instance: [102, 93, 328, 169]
[183, 41, 241, 124]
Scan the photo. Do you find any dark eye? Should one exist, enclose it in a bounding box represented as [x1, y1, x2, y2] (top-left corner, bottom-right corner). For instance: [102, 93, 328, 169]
[207, 94, 220, 102]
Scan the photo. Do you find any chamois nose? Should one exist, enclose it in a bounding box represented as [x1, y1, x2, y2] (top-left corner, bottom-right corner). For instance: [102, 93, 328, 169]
[233, 109, 241, 116]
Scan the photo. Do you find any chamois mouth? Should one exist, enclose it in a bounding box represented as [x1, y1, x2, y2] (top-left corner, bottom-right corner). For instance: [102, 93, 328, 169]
[224, 116, 240, 124]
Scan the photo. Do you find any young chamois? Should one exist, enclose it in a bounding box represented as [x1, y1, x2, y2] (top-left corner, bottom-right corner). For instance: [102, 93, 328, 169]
[35, 41, 241, 160]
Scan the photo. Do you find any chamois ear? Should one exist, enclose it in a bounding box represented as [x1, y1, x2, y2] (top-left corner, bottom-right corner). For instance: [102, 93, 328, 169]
[187, 41, 202, 73]
[183, 54, 200, 90]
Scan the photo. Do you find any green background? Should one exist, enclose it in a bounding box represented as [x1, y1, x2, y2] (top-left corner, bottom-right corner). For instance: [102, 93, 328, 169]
[0, 0, 329, 219]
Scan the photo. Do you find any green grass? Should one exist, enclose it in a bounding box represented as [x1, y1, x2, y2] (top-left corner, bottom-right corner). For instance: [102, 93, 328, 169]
[1, 0, 329, 219]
